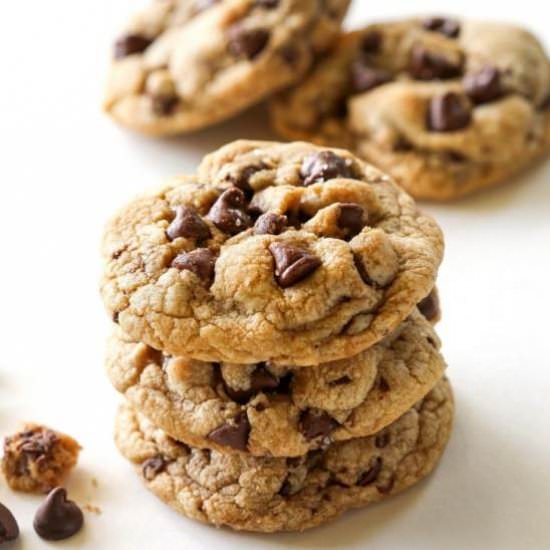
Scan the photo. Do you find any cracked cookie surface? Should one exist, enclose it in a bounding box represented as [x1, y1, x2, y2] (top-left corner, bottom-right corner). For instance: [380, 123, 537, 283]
[104, 0, 349, 135]
[115, 378, 453, 532]
[107, 309, 445, 457]
[271, 18, 550, 200]
[101, 141, 443, 366]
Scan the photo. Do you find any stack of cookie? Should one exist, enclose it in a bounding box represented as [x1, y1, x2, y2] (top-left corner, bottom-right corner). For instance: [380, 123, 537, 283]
[101, 140, 453, 532]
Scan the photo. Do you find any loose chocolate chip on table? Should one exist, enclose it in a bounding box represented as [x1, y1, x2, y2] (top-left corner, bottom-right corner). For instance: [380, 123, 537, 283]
[227, 26, 270, 60]
[463, 66, 503, 104]
[0, 503, 19, 544]
[114, 34, 152, 59]
[254, 212, 287, 235]
[166, 205, 211, 241]
[172, 248, 216, 283]
[360, 30, 382, 54]
[417, 289, 440, 322]
[410, 45, 462, 80]
[337, 203, 365, 237]
[300, 410, 339, 440]
[300, 151, 353, 186]
[208, 412, 250, 451]
[142, 455, 168, 481]
[427, 92, 472, 132]
[350, 61, 392, 94]
[152, 95, 179, 117]
[422, 17, 461, 38]
[358, 457, 383, 486]
[207, 187, 252, 235]
[33, 488, 84, 541]
[268, 243, 322, 288]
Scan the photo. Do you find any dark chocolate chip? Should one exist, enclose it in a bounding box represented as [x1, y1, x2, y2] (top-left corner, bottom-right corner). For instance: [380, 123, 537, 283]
[423, 17, 460, 38]
[256, 0, 279, 7]
[223, 365, 279, 404]
[410, 45, 462, 80]
[206, 187, 252, 235]
[142, 455, 167, 481]
[254, 212, 287, 235]
[152, 95, 179, 116]
[393, 136, 413, 152]
[300, 410, 338, 440]
[279, 479, 293, 496]
[360, 30, 382, 54]
[112, 311, 120, 324]
[378, 376, 390, 392]
[329, 375, 352, 386]
[227, 27, 270, 60]
[268, 243, 322, 288]
[172, 248, 216, 283]
[33, 488, 84, 541]
[227, 164, 265, 196]
[357, 457, 383, 486]
[463, 65, 503, 104]
[207, 412, 250, 451]
[427, 92, 472, 132]
[166, 206, 211, 241]
[114, 34, 152, 59]
[0, 503, 19, 544]
[541, 95, 550, 110]
[353, 254, 374, 286]
[375, 432, 391, 449]
[417, 289, 440, 322]
[300, 151, 353, 186]
[350, 61, 392, 93]
[337, 203, 365, 237]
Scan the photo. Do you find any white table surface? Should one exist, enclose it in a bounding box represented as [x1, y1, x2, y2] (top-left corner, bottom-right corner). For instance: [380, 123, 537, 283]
[1, 1, 549, 548]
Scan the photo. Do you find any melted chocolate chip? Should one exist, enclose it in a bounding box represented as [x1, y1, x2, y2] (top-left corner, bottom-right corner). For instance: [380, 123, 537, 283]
[206, 187, 252, 235]
[227, 27, 270, 59]
[417, 289, 440, 322]
[152, 95, 179, 116]
[463, 65, 503, 104]
[254, 212, 287, 235]
[142, 455, 167, 480]
[357, 457, 383, 486]
[300, 151, 353, 186]
[337, 203, 365, 237]
[427, 92, 472, 132]
[172, 248, 216, 284]
[33, 488, 84, 541]
[269, 243, 322, 288]
[422, 17, 460, 38]
[114, 34, 152, 59]
[375, 432, 391, 449]
[300, 410, 338, 440]
[166, 206, 211, 241]
[208, 412, 250, 451]
[0, 503, 19, 544]
[410, 45, 462, 80]
[351, 61, 392, 94]
[360, 30, 382, 54]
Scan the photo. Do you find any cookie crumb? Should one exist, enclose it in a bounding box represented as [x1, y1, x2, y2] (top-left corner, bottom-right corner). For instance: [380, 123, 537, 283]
[83, 503, 102, 515]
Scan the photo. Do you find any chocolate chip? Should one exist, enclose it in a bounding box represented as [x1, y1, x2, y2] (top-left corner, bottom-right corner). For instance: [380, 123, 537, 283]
[378, 376, 390, 392]
[206, 188, 252, 235]
[329, 375, 352, 386]
[223, 365, 279, 404]
[353, 254, 374, 286]
[152, 95, 179, 116]
[256, 0, 279, 7]
[166, 206, 211, 241]
[114, 34, 152, 59]
[172, 248, 216, 283]
[423, 17, 460, 38]
[375, 432, 391, 449]
[208, 412, 250, 451]
[0, 503, 19, 544]
[357, 457, 383, 486]
[300, 151, 353, 186]
[227, 27, 270, 59]
[279, 46, 298, 65]
[227, 164, 265, 196]
[427, 92, 472, 132]
[541, 95, 550, 110]
[300, 410, 338, 440]
[142, 455, 167, 480]
[337, 203, 365, 237]
[463, 65, 503, 104]
[254, 212, 287, 235]
[360, 30, 382, 54]
[410, 45, 462, 80]
[417, 289, 440, 322]
[33, 488, 84, 541]
[268, 243, 322, 288]
[350, 61, 392, 94]
[377, 476, 395, 494]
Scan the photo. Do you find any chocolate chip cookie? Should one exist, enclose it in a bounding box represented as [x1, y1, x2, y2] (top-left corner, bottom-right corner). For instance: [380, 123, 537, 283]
[115, 378, 453, 532]
[106, 309, 445, 457]
[101, 141, 443, 366]
[104, 0, 350, 135]
[271, 18, 550, 200]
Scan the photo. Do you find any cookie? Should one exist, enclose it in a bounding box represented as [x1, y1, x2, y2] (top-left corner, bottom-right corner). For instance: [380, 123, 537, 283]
[2, 425, 81, 494]
[115, 378, 453, 532]
[271, 18, 550, 200]
[104, 0, 349, 135]
[106, 309, 445, 457]
[101, 141, 443, 366]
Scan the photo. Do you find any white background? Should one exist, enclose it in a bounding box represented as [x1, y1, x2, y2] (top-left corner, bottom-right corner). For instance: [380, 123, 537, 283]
[1, 1, 549, 548]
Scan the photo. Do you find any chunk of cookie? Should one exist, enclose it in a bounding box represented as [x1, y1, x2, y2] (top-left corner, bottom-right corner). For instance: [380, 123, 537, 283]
[104, 0, 350, 135]
[101, 141, 443, 366]
[2, 425, 81, 493]
[271, 18, 550, 200]
[114, 378, 454, 532]
[106, 309, 445, 456]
